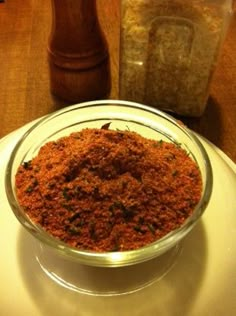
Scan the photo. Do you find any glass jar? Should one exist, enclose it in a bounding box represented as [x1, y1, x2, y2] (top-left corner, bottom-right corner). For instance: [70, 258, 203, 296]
[119, 0, 232, 116]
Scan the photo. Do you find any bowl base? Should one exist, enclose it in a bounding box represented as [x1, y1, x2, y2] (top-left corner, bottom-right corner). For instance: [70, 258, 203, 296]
[35, 243, 181, 296]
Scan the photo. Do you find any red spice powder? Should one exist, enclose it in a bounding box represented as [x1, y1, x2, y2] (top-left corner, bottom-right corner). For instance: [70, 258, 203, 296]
[15, 128, 202, 252]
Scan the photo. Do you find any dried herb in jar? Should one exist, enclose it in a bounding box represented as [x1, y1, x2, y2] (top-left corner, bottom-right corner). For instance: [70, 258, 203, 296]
[120, 0, 230, 116]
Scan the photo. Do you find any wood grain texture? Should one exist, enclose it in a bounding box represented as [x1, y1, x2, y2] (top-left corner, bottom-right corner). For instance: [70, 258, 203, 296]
[48, 0, 111, 103]
[0, 0, 235, 162]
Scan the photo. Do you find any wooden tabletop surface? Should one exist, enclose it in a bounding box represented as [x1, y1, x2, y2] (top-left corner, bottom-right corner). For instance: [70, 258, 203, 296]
[0, 0, 236, 163]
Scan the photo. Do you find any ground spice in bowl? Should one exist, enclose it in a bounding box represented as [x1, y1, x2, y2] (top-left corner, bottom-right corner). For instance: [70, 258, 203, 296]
[15, 127, 202, 252]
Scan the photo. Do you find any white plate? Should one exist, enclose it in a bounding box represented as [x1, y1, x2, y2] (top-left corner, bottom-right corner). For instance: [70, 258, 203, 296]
[0, 124, 236, 316]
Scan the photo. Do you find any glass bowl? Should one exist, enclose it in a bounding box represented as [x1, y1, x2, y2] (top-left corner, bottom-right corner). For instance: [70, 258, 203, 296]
[5, 100, 212, 272]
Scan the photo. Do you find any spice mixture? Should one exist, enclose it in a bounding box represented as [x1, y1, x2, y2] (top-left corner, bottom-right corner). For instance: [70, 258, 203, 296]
[15, 127, 202, 252]
[120, 0, 230, 116]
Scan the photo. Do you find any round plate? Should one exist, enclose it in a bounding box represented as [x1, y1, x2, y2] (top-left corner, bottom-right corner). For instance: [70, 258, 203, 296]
[0, 122, 236, 315]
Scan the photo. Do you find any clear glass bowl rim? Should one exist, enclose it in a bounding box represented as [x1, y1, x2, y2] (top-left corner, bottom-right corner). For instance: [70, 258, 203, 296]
[5, 100, 213, 267]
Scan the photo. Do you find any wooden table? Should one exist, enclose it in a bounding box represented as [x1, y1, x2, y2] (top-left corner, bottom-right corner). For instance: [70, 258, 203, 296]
[0, 0, 236, 163]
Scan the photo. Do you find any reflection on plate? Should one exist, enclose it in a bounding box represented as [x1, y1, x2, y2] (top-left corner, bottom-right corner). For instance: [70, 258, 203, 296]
[0, 123, 235, 316]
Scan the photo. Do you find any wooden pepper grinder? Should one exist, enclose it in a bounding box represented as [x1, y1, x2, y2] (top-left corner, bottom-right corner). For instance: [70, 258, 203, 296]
[48, 0, 111, 103]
